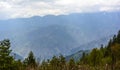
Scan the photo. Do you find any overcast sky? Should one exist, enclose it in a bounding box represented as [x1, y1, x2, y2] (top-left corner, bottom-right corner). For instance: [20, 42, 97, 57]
[0, 0, 120, 19]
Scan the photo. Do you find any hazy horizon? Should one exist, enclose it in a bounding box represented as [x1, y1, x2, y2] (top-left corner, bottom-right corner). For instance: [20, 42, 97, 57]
[0, 0, 120, 19]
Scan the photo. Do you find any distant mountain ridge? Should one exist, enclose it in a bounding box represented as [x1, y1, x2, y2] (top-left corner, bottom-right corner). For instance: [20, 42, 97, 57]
[70, 35, 113, 54]
[0, 12, 120, 59]
[66, 35, 113, 61]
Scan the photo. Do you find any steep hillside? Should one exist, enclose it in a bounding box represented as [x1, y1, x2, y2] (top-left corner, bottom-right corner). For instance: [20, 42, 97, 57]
[66, 50, 90, 61]
[0, 12, 120, 59]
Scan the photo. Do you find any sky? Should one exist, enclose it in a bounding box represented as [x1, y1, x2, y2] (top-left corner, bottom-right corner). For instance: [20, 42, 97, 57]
[0, 0, 120, 19]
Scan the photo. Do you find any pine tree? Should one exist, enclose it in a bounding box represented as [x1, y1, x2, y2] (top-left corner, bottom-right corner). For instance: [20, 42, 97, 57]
[80, 52, 86, 64]
[59, 55, 66, 70]
[50, 56, 60, 70]
[23, 51, 37, 69]
[0, 39, 14, 70]
[68, 58, 76, 70]
[89, 48, 102, 66]
[116, 30, 120, 43]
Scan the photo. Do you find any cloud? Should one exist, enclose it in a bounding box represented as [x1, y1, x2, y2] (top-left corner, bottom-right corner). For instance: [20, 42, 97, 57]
[0, 0, 120, 19]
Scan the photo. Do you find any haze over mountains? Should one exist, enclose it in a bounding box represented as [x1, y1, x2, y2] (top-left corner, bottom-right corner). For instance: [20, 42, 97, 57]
[0, 12, 120, 59]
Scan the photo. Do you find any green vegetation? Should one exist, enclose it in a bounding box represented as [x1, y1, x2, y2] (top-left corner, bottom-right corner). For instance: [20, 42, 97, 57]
[0, 30, 120, 70]
[79, 30, 120, 70]
[0, 39, 23, 70]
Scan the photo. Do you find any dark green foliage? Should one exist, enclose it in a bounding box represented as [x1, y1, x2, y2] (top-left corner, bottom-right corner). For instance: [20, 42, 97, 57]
[116, 30, 120, 43]
[80, 30, 120, 70]
[68, 58, 77, 70]
[23, 51, 37, 69]
[0, 39, 15, 70]
[59, 55, 66, 70]
[39, 55, 67, 70]
[0, 39, 26, 70]
[50, 56, 60, 70]
[88, 48, 102, 66]
[80, 52, 87, 64]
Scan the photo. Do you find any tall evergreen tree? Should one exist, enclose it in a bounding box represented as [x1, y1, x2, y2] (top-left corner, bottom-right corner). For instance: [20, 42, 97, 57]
[59, 55, 66, 70]
[68, 58, 76, 70]
[23, 51, 37, 69]
[116, 30, 120, 43]
[0, 39, 14, 70]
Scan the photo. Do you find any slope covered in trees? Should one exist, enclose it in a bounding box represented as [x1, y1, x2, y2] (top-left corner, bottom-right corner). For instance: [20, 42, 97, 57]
[79, 30, 120, 70]
[0, 30, 120, 70]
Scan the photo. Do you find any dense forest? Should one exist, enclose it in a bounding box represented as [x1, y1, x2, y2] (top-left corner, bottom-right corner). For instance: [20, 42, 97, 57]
[0, 30, 120, 70]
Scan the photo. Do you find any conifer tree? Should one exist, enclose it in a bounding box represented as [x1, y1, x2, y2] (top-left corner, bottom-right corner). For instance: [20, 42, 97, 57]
[68, 58, 76, 70]
[59, 55, 66, 70]
[0, 39, 14, 70]
[23, 51, 37, 69]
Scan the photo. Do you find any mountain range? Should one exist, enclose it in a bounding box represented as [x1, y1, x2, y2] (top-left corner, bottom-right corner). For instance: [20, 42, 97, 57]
[0, 12, 120, 59]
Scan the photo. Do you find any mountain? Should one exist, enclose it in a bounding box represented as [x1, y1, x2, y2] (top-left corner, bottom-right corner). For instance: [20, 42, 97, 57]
[11, 52, 23, 60]
[66, 35, 113, 61]
[70, 35, 113, 54]
[66, 50, 90, 61]
[0, 12, 120, 59]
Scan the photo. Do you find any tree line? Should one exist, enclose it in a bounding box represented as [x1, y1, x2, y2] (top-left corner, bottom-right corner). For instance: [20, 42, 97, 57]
[79, 30, 120, 70]
[0, 30, 120, 70]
